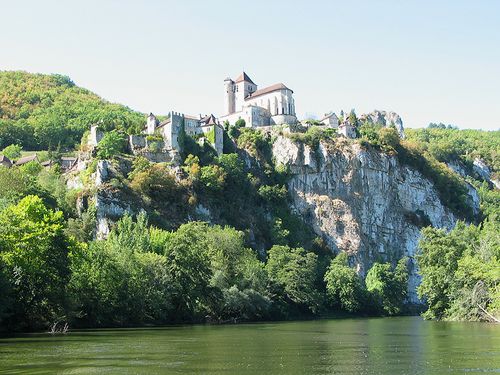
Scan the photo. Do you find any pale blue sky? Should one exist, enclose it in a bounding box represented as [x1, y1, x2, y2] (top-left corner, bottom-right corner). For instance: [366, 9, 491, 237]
[1, 0, 499, 130]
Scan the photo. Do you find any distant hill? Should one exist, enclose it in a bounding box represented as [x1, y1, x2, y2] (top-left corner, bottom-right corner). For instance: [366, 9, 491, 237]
[0, 71, 144, 150]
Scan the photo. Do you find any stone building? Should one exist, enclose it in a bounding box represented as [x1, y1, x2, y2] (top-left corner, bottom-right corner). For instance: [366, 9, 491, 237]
[219, 72, 297, 127]
[146, 112, 224, 156]
[338, 116, 357, 138]
[320, 112, 340, 128]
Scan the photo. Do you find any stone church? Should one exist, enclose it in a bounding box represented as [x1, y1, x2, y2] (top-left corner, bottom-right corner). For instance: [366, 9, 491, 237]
[218, 72, 297, 127]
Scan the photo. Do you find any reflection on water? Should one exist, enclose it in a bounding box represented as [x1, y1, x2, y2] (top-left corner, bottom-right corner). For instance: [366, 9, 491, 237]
[0, 316, 498, 374]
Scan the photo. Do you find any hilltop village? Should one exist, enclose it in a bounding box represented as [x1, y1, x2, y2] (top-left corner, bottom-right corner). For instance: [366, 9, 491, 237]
[0, 71, 405, 171]
[89, 72, 405, 165]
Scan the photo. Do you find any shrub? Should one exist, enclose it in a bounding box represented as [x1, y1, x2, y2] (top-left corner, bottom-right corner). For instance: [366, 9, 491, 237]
[1, 144, 22, 160]
[235, 118, 246, 128]
[130, 163, 179, 201]
[96, 130, 126, 159]
[200, 165, 226, 191]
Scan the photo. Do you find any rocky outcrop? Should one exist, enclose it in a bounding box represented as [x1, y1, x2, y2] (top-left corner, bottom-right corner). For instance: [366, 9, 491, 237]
[272, 136, 479, 302]
[129, 135, 181, 164]
[359, 110, 405, 138]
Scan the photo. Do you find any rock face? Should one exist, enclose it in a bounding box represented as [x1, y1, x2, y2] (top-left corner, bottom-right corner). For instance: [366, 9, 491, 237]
[272, 136, 477, 302]
[359, 110, 405, 138]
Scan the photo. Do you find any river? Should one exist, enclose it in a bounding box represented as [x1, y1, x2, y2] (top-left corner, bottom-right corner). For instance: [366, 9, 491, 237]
[0, 316, 498, 374]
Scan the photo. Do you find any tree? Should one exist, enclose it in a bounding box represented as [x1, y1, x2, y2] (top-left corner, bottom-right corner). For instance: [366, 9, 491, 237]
[235, 118, 246, 128]
[200, 165, 227, 191]
[378, 127, 400, 150]
[96, 130, 126, 159]
[0, 195, 73, 330]
[365, 257, 408, 315]
[1, 144, 22, 160]
[266, 245, 321, 313]
[164, 222, 213, 319]
[324, 253, 365, 313]
[130, 163, 180, 201]
[417, 222, 478, 319]
[417, 219, 499, 322]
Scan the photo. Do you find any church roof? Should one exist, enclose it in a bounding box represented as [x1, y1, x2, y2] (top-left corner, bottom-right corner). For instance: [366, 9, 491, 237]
[245, 83, 292, 99]
[234, 72, 255, 84]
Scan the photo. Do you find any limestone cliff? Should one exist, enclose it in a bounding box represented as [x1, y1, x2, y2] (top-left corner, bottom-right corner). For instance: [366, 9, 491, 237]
[272, 136, 478, 302]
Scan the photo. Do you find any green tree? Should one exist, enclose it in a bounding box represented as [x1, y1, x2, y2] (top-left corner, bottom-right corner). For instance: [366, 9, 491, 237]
[130, 163, 180, 201]
[0, 195, 72, 330]
[1, 144, 22, 160]
[266, 245, 321, 313]
[417, 222, 479, 319]
[324, 253, 366, 313]
[96, 130, 126, 159]
[164, 222, 213, 319]
[365, 257, 408, 316]
[235, 118, 246, 128]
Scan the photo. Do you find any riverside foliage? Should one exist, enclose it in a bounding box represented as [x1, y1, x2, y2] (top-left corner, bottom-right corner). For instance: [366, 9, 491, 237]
[0, 161, 410, 331]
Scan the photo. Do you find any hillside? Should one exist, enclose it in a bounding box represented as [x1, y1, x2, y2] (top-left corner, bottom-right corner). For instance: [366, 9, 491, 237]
[0, 72, 498, 331]
[0, 71, 144, 150]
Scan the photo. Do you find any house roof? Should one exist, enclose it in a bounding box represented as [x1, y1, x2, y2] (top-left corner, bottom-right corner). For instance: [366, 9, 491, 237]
[245, 83, 292, 99]
[320, 112, 338, 122]
[15, 154, 38, 166]
[234, 72, 255, 85]
[0, 155, 12, 164]
[201, 114, 218, 126]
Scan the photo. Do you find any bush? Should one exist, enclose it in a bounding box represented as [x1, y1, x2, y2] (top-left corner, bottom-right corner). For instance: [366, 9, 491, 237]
[130, 163, 179, 201]
[1, 144, 22, 160]
[96, 130, 126, 159]
[288, 126, 336, 149]
[258, 185, 288, 204]
[200, 165, 226, 191]
[235, 118, 246, 128]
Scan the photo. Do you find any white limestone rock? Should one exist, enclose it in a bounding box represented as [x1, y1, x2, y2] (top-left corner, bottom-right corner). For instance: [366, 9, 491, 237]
[272, 136, 480, 303]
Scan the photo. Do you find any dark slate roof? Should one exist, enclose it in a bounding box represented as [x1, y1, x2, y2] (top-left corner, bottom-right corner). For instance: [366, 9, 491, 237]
[0, 155, 12, 164]
[201, 114, 217, 126]
[245, 83, 292, 99]
[234, 72, 255, 84]
[15, 154, 38, 166]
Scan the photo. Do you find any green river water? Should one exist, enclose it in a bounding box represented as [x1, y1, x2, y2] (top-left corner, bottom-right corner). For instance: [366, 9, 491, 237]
[0, 316, 498, 374]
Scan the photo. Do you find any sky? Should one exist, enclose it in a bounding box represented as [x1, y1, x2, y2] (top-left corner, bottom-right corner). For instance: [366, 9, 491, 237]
[1, 0, 499, 130]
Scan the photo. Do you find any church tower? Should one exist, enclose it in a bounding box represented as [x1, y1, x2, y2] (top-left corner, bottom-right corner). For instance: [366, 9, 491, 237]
[234, 72, 256, 112]
[223, 78, 235, 115]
